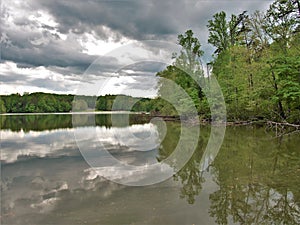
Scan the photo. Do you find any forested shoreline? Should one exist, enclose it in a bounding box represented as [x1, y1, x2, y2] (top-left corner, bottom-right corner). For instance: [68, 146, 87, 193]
[0, 93, 156, 113]
[1, 0, 299, 124]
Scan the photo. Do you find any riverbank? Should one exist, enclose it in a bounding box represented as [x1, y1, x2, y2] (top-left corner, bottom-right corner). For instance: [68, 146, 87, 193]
[146, 114, 300, 129]
[0, 111, 150, 116]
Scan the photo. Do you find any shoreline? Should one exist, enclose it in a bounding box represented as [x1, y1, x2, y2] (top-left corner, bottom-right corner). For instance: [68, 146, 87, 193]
[1, 112, 299, 127]
[0, 111, 150, 116]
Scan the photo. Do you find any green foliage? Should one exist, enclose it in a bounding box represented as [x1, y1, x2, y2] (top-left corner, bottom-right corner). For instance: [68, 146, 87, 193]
[0, 92, 161, 114]
[207, 11, 230, 54]
[0, 93, 74, 113]
[176, 29, 204, 73]
[265, 43, 300, 122]
[157, 66, 200, 116]
[95, 95, 156, 112]
[209, 1, 300, 123]
[72, 99, 88, 111]
[207, 11, 248, 54]
[0, 98, 6, 113]
[264, 0, 300, 48]
[156, 30, 205, 117]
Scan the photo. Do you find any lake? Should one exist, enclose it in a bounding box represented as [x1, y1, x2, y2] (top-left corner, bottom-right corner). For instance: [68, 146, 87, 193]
[1, 114, 300, 224]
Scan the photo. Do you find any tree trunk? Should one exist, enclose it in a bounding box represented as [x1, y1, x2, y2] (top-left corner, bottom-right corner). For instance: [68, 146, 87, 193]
[271, 70, 286, 119]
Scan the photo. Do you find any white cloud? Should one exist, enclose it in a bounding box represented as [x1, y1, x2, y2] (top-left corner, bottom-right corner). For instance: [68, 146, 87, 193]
[0, 61, 80, 94]
[28, 10, 58, 28]
[79, 29, 135, 56]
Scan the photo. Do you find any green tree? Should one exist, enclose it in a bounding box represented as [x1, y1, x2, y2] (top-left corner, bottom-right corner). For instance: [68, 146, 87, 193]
[263, 0, 300, 51]
[260, 0, 300, 121]
[156, 30, 205, 116]
[0, 98, 6, 113]
[207, 11, 248, 54]
[72, 99, 88, 112]
[246, 11, 269, 53]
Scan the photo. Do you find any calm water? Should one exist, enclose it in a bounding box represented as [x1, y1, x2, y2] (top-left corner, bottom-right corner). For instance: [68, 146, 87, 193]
[1, 114, 300, 225]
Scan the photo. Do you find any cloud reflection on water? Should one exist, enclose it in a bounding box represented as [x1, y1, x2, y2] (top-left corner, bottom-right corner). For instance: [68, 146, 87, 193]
[0, 123, 160, 164]
[1, 122, 166, 223]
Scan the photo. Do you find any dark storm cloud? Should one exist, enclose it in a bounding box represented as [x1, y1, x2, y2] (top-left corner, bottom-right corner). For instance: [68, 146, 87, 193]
[30, 78, 69, 92]
[1, 26, 103, 72]
[2, 44, 95, 71]
[30, 0, 272, 40]
[28, 0, 272, 63]
[0, 74, 25, 83]
[1, 35, 120, 75]
[31, 0, 178, 40]
[125, 62, 167, 73]
[1, 2, 120, 72]
[115, 61, 162, 92]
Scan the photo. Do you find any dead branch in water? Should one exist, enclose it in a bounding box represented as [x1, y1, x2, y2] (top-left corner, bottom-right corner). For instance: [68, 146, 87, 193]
[266, 121, 300, 137]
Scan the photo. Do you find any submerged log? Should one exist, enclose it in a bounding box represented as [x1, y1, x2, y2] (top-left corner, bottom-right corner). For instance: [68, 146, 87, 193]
[266, 121, 300, 137]
[266, 121, 300, 129]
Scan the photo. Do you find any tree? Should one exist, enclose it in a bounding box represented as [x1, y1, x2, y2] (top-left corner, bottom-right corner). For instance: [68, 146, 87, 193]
[175, 29, 204, 73]
[207, 11, 248, 54]
[246, 11, 269, 53]
[263, 0, 300, 50]
[258, 0, 300, 121]
[207, 11, 230, 54]
[72, 99, 88, 112]
[0, 98, 6, 113]
[156, 30, 205, 116]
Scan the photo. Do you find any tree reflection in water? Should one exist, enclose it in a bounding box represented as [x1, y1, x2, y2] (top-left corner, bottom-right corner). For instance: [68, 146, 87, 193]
[0, 114, 151, 132]
[159, 123, 300, 224]
[157, 122, 209, 204]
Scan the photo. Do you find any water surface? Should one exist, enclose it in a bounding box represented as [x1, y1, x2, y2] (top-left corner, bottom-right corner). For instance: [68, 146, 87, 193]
[1, 114, 300, 224]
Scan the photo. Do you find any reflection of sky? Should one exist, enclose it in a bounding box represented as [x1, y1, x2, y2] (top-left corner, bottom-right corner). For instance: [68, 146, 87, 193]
[95, 123, 160, 152]
[1, 154, 217, 224]
[1, 129, 77, 163]
[1, 122, 171, 192]
[0, 123, 163, 222]
[0, 124, 160, 164]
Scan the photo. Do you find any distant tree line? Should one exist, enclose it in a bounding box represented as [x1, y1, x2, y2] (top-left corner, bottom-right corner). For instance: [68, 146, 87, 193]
[0, 92, 74, 113]
[0, 92, 174, 114]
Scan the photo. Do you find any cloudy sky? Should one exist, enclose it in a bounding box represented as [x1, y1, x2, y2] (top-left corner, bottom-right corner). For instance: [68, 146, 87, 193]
[0, 0, 272, 97]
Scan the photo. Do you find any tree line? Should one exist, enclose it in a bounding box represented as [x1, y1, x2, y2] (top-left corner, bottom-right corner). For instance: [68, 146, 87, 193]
[0, 92, 155, 113]
[0, 92, 176, 114]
